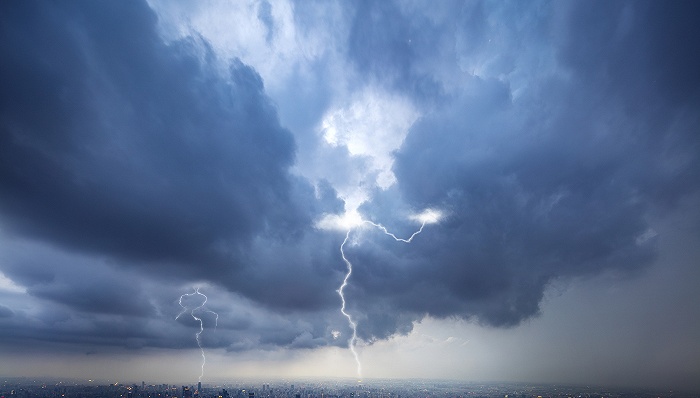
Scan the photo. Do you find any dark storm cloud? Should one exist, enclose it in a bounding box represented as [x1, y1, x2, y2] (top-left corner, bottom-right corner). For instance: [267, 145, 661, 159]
[0, 1, 325, 278]
[0, 0, 343, 351]
[0, 300, 155, 349]
[343, 0, 700, 339]
[30, 274, 155, 317]
[1, 239, 156, 317]
[555, 0, 700, 204]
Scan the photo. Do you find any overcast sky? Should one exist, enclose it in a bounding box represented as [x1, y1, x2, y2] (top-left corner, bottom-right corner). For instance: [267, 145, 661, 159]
[1, 0, 699, 392]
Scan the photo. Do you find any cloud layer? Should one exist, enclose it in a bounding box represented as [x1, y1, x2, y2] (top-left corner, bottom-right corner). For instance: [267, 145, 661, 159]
[1, 0, 699, 360]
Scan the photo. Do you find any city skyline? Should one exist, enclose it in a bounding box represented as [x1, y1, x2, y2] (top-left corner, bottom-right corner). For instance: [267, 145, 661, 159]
[2, 377, 699, 398]
[1, 0, 699, 392]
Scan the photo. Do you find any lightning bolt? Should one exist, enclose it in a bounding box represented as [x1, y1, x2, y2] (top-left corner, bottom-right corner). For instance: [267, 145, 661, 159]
[176, 287, 218, 383]
[339, 230, 361, 380]
[337, 210, 440, 380]
[364, 220, 426, 243]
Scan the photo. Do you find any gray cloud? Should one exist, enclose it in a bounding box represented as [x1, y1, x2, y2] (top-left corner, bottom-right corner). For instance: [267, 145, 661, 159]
[0, 305, 13, 318]
[345, 0, 700, 338]
[0, 0, 344, 351]
[0, 0, 698, 359]
[0, 0, 348, 293]
[0, 0, 314, 276]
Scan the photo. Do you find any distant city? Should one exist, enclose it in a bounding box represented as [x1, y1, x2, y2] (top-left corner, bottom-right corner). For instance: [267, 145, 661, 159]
[1, 378, 697, 398]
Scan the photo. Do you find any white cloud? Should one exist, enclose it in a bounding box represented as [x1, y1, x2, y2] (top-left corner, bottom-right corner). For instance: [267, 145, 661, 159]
[408, 208, 444, 225]
[315, 87, 421, 220]
[316, 210, 365, 232]
[320, 87, 420, 190]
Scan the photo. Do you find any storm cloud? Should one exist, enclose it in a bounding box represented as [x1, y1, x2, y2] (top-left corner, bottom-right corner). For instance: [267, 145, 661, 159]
[0, 0, 340, 350]
[1, 0, 699, 367]
[340, 0, 699, 339]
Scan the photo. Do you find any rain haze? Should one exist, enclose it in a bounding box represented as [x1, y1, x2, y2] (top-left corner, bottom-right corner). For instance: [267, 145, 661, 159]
[1, 0, 699, 392]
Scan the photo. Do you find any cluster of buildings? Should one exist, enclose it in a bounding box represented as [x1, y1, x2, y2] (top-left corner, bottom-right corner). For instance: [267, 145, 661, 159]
[1, 378, 694, 398]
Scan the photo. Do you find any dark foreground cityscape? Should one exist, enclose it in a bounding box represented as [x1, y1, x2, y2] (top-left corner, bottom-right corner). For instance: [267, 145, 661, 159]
[2, 378, 698, 398]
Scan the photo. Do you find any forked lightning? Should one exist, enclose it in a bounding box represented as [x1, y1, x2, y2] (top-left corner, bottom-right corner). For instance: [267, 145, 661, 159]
[337, 209, 442, 380]
[176, 287, 219, 383]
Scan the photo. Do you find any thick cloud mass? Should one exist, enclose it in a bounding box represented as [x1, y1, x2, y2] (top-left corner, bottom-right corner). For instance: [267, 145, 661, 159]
[345, 0, 699, 338]
[0, 0, 340, 349]
[0, 1, 314, 274]
[1, 0, 699, 360]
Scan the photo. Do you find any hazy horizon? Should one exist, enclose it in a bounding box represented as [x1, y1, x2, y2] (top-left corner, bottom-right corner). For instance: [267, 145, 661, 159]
[1, 375, 696, 394]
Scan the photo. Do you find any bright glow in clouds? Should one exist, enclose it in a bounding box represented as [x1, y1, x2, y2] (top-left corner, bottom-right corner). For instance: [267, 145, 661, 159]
[409, 208, 444, 225]
[321, 88, 420, 191]
[317, 208, 443, 232]
[316, 210, 365, 231]
[314, 88, 422, 240]
[176, 288, 219, 382]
